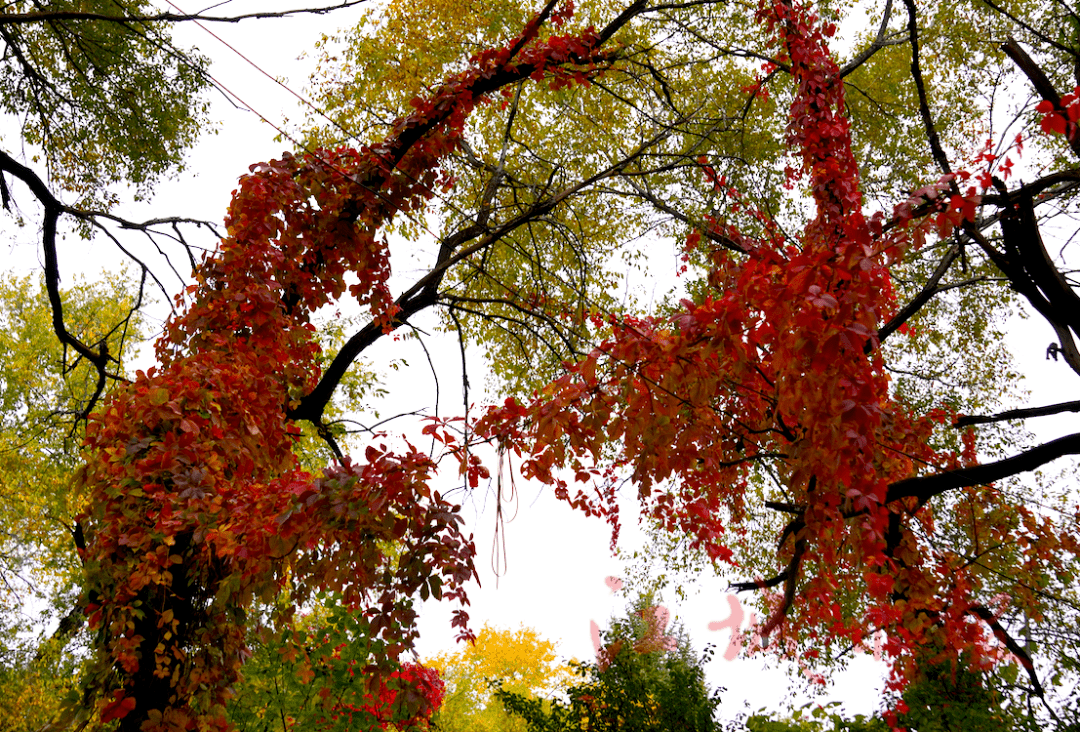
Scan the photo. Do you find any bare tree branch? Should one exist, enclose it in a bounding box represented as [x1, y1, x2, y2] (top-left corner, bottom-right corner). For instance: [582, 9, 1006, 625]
[877, 242, 961, 345]
[903, 0, 954, 179]
[886, 433, 1080, 505]
[0, 1, 372, 26]
[838, 0, 907, 78]
[955, 400, 1080, 427]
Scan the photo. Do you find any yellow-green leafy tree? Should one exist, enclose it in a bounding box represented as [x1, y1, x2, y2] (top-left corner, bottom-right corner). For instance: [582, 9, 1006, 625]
[426, 624, 575, 732]
[299, 0, 1048, 400]
[0, 272, 143, 730]
[0, 0, 210, 209]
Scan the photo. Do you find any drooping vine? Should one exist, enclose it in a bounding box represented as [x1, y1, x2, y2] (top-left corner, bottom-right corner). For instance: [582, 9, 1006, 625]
[76, 3, 624, 729]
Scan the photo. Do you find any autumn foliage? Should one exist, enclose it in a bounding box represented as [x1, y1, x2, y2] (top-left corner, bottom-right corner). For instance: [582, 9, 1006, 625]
[495, 598, 721, 731]
[331, 662, 446, 730]
[63, 0, 1080, 728]
[475, 0, 1077, 700]
[75, 3, 615, 729]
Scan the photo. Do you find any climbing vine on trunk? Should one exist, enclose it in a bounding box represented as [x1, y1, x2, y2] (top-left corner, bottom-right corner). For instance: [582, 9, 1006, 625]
[75, 3, 624, 729]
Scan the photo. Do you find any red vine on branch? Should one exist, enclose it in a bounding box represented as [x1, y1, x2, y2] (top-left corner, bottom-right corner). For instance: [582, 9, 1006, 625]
[474, 0, 1045, 700]
[76, 4, 612, 729]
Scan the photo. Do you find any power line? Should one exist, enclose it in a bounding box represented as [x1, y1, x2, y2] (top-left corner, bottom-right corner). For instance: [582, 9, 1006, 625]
[162, 0, 355, 141]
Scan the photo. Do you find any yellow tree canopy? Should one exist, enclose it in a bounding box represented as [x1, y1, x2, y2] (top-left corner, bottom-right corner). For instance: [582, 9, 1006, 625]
[426, 623, 576, 732]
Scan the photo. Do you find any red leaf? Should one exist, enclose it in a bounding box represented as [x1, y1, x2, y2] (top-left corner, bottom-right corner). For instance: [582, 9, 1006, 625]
[101, 692, 136, 723]
[1041, 112, 1067, 136]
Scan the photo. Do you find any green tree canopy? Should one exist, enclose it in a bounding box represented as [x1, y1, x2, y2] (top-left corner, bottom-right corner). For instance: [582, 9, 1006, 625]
[495, 593, 722, 731]
[0, 271, 143, 731]
[0, 0, 210, 208]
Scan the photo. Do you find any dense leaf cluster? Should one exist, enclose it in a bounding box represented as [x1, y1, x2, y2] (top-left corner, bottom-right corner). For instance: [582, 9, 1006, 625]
[0, 0, 209, 207]
[3, 0, 1080, 728]
[495, 598, 722, 732]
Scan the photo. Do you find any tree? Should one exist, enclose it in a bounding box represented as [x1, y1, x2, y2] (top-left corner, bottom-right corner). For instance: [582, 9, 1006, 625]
[6, 0, 1080, 728]
[300, 0, 1033, 400]
[495, 593, 722, 731]
[0, 0, 369, 206]
[742, 705, 887, 732]
[465, 0, 1080, 723]
[0, 271, 143, 595]
[0, 0, 210, 209]
[224, 603, 446, 732]
[0, 272, 144, 731]
[65, 4, 651, 730]
[424, 623, 574, 732]
[0, 0, 373, 435]
[889, 651, 1027, 732]
[737, 652, 1042, 732]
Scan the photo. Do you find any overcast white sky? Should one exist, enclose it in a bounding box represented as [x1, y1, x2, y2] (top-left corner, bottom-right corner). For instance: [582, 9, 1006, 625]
[10, 0, 1078, 723]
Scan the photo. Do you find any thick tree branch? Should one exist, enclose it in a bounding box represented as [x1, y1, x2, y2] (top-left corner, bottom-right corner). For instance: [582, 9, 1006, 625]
[594, 0, 651, 47]
[986, 187, 1080, 377]
[903, 0, 953, 179]
[292, 125, 670, 423]
[729, 571, 788, 593]
[759, 537, 806, 641]
[764, 500, 802, 514]
[0, 150, 112, 414]
[0, 145, 224, 419]
[980, 169, 1080, 205]
[886, 433, 1080, 505]
[0, 2, 371, 26]
[955, 400, 1080, 427]
[838, 0, 906, 78]
[967, 604, 1045, 698]
[1002, 37, 1080, 159]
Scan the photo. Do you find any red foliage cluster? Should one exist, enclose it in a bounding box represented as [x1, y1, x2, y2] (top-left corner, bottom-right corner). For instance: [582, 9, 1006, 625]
[1037, 85, 1080, 139]
[330, 662, 446, 731]
[80, 147, 475, 730]
[75, 3, 614, 729]
[474, 0, 1028, 696]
